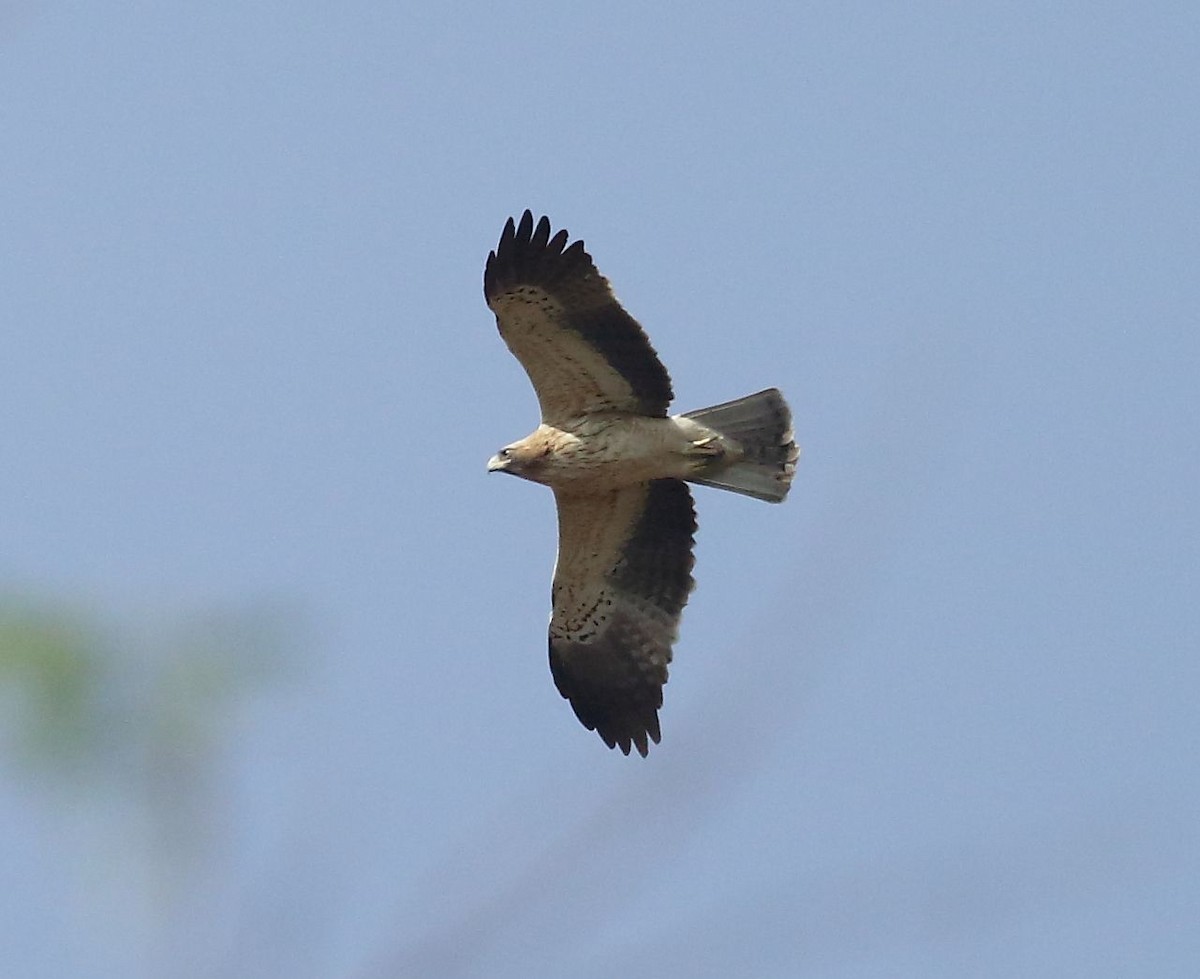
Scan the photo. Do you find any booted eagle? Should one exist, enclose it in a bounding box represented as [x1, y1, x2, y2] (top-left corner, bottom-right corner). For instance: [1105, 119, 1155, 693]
[485, 211, 798, 756]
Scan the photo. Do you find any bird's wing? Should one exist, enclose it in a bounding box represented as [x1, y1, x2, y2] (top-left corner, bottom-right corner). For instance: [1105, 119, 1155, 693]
[549, 479, 696, 756]
[484, 211, 674, 423]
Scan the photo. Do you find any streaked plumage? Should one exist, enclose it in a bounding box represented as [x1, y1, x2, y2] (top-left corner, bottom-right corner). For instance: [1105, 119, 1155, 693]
[485, 211, 798, 755]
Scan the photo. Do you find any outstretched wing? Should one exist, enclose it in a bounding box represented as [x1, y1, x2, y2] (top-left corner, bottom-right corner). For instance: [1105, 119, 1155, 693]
[484, 211, 674, 422]
[548, 479, 697, 756]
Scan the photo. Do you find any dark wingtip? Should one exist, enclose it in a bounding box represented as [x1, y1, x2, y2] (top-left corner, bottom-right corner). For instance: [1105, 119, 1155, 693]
[556, 675, 663, 758]
[483, 216, 519, 299]
[485, 211, 581, 303]
[590, 711, 660, 758]
[515, 209, 534, 242]
[499, 216, 517, 251]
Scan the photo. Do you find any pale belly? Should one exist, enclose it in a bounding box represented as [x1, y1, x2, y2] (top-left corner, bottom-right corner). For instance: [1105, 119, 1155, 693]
[539, 416, 704, 489]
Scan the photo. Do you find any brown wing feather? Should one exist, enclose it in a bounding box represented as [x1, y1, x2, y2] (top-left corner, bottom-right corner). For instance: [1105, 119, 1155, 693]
[484, 211, 674, 421]
[548, 479, 697, 756]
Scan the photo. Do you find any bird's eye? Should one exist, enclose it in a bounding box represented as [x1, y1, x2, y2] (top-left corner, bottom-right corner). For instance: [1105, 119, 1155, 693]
[500, 447, 512, 458]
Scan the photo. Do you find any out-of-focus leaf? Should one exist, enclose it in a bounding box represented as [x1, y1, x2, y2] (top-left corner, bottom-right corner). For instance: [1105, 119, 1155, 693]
[0, 602, 105, 769]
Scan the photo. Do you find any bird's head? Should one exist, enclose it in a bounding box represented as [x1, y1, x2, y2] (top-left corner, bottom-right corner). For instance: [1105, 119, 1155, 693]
[487, 437, 552, 482]
[487, 445, 519, 474]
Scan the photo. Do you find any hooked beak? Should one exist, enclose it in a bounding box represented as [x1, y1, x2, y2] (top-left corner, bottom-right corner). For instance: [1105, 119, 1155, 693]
[487, 453, 510, 473]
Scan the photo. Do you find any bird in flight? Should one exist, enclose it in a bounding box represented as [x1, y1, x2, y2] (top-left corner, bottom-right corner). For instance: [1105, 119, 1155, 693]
[485, 211, 798, 755]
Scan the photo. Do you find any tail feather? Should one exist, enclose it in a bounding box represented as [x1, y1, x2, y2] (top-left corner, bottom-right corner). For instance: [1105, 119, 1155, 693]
[681, 388, 799, 503]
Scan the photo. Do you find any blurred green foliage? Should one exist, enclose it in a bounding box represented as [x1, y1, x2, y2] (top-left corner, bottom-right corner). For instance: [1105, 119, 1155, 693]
[0, 593, 301, 967]
[0, 603, 103, 769]
[0, 596, 295, 783]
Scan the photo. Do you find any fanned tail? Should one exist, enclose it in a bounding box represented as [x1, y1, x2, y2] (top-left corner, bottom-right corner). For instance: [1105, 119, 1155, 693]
[681, 388, 799, 503]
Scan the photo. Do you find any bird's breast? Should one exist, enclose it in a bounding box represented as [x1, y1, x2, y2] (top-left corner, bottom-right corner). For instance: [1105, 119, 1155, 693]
[535, 417, 696, 488]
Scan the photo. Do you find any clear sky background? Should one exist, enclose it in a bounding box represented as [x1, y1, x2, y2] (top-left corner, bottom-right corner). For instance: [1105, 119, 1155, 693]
[2, 3, 1197, 977]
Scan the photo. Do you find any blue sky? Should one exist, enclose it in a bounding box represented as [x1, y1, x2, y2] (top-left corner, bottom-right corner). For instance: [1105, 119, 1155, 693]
[2, 3, 1197, 976]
